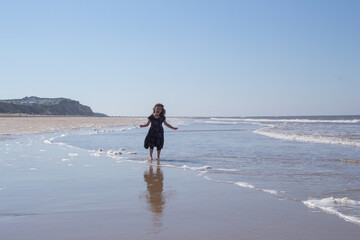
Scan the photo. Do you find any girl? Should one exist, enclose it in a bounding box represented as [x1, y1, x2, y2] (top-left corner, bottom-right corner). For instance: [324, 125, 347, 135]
[140, 103, 178, 160]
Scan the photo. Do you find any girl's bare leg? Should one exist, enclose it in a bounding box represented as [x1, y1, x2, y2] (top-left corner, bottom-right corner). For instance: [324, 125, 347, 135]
[149, 148, 154, 161]
[156, 149, 161, 160]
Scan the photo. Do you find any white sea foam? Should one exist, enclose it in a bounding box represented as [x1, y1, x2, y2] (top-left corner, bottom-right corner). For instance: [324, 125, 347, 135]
[92, 128, 115, 133]
[205, 121, 238, 125]
[180, 165, 212, 171]
[44, 134, 66, 145]
[91, 152, 102, 157]
[68, 153, 78, 157]
[254, 127, 360, 148]
[234, 182, 255, 189]
[44, 133, 82, 151]
[44, 139, 53, 144]
[211, 118, 360, 124]
[107, 150, 123, 156]
[105, 149, 126, 160]
[210, 118, 248, 121]
[261, 189, 278, 195]
[303, 197, 360, 225]
[202, 176, 279, 197]
[206, 120, 271, 127]
[215, 168, 238, 172]
[90, 148, 106, 157]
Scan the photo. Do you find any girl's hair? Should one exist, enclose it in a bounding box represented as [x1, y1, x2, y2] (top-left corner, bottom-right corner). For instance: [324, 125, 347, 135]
[153, 103, 166, 116]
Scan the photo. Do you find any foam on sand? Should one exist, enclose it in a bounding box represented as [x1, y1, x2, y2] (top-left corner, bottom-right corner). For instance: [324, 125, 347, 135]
[180, 165, 212, 171]
[338, 158, 360, 164]
[234, 181, 255, 189]
[91, 152, 103, 157]
[303, 197, 360, 225]
[202, 176, 279, 197]
[107, 150, 123, 155]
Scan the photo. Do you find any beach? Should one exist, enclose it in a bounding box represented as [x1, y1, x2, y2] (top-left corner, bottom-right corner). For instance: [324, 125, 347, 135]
[1, 116, 360, 239]
[0, 116, 144, 135]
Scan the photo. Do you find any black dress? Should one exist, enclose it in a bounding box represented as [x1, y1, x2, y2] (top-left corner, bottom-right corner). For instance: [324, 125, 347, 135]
[144, 115, 166, 150]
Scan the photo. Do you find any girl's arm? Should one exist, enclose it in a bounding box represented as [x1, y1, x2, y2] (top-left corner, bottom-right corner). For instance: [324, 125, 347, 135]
[140, 120, 150, 128]
[164, 120, 178, 130]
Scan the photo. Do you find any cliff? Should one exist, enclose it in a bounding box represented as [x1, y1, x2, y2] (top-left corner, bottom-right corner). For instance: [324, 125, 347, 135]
[0, 96, 106, 116]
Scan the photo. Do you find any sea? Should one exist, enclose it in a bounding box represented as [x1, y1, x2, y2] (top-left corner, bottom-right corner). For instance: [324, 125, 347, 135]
[1, 115, 360, 226]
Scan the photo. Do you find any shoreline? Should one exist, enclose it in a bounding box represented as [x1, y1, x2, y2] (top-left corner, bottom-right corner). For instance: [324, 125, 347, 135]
[0, 116, 145, 135]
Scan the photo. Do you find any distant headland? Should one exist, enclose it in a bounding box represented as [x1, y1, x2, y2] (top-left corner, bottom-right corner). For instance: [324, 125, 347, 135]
[0, 96, 107, 116]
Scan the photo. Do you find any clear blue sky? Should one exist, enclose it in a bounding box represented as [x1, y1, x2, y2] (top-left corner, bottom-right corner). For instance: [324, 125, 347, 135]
[1, 0, 359, 116]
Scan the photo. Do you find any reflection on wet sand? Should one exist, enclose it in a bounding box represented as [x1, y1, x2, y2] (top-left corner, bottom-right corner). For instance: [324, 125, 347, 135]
[144, 162, 165, 227]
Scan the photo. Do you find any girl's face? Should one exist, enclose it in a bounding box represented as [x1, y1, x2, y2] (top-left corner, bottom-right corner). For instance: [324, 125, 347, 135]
[154, 106, 163, 115]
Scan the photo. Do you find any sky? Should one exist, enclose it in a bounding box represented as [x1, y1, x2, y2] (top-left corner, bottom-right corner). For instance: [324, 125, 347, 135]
[1, 0, 359, 117]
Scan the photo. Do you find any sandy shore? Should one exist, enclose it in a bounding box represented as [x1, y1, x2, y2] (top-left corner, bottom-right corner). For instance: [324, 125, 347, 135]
[0, 116, 144, 135]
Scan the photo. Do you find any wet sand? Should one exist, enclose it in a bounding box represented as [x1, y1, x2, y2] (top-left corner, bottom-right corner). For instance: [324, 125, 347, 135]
[0, 116, 144, 135]
[1, 160, 360, 240]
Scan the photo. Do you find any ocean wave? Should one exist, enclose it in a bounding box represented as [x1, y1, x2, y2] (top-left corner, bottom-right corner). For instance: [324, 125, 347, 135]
[210, 118, 360, 124]
[206, 120, 269, 126]
[254, 127, 360, 148]
[205, 121, 239, 125]
[303, 197, 360, 225]
[216, 168, 238, 172]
